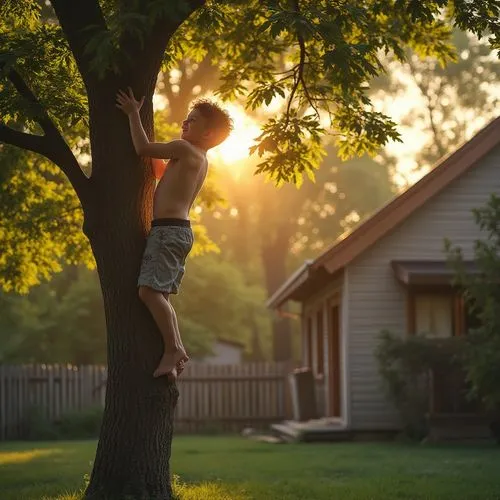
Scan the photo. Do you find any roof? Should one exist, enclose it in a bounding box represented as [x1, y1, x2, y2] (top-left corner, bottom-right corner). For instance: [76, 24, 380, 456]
[267, 116, 500, 309]
[391, 260, 479, 286]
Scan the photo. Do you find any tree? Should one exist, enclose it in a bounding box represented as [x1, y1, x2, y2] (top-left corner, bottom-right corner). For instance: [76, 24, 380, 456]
[1, 1, 499, 498]
[0, 266, 107, 364]
[378, 29, 500, 182]
[0, 256, 270, 363]
[173, 253, 272, 358]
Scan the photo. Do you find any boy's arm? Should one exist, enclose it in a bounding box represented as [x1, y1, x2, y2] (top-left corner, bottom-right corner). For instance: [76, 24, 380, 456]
[116, 88, 191, 160]
[127, 110, 190, 159]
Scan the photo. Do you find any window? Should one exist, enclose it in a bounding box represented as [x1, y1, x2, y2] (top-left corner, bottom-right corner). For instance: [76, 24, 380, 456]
[415, 294, 453, 338]
[306, 316, 313, 369]
[316, 310, 324, 376]
[410, 291, 482, 337]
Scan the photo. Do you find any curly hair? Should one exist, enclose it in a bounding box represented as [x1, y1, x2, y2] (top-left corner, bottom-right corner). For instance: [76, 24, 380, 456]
[190, 99, 233, 148]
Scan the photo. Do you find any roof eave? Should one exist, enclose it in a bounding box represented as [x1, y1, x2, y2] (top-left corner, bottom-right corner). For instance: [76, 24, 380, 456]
[266, 260, 313, 309]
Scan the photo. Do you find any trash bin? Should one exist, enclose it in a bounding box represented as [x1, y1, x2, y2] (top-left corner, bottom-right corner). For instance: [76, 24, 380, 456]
[288, 368, 318, 422]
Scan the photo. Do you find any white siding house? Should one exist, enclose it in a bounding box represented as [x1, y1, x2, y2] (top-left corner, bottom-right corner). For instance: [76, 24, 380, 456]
[268, 117, 500, 432]
[202, 338, 244, 365]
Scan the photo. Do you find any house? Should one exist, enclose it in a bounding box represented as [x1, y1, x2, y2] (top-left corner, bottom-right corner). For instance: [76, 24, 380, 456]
[267, 117, 500, 437]
[203, 338, 245, 365]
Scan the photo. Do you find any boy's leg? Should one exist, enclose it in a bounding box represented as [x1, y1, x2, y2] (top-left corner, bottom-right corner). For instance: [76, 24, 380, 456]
[163, 295, 188, 374]
[138, 285, 187, 378]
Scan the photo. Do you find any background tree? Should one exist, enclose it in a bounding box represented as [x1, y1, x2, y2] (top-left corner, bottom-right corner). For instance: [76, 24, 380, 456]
[379, 29, 500, 185]
[1, 1, 499, 498]
[0, 255, 270, 363]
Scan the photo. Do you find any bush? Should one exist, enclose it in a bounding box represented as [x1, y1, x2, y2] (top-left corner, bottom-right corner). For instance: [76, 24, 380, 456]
[375, 331, 466, 440]
[21, 404, 103, 440]
[446, 194, 500, 412]
[23, 405, 60, 440]
[57, 405, 103, 439]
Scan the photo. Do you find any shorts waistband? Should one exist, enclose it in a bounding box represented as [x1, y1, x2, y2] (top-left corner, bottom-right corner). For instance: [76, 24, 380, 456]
[152, 218, 191, 228]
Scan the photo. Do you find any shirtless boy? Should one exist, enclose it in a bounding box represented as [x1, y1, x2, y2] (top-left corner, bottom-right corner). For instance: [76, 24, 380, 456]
[116, 88, 232, 379]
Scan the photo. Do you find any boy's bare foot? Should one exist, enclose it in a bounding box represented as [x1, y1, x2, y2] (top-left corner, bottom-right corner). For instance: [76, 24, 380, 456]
[153, 349, 188, 378]
[167, 366, 178, 382]
[177, 360, 186, 376]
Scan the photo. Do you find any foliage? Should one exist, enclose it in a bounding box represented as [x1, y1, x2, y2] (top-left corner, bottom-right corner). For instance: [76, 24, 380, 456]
[445, 194, 500, 411]
[170, 0, 499, 184]
[380, 30, 500, 179]
[173, 253, 272, 359]
[22, 404, 61, 441]
[0, 254, 272, 363]
[21, 404, 103, 441]
[57, 406, 103, 439]
[0, 1, 498, 293]
[2, 1, 499, 187]
[0, 147, 93, 294]
[375, 330, 466, 439]
[0, 267, 107, 364]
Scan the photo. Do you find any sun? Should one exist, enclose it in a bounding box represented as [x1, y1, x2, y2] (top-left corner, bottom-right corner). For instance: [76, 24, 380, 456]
[208, 102, 262, 165]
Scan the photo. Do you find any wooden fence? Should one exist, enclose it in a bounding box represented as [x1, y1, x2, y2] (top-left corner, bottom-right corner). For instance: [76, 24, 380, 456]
[0, 362, 292, 440]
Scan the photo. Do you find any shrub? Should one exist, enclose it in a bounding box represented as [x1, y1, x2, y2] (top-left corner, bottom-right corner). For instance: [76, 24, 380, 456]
[57, 405, 103, 439]
[21, 404, 103, 440]
[22, 404, 60, 440]
[445, 194, 500, 412]
[375, 331, 466, 440]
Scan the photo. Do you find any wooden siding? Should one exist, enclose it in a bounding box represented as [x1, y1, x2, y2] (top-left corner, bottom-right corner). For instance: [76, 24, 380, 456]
[345, 146, 500, 429]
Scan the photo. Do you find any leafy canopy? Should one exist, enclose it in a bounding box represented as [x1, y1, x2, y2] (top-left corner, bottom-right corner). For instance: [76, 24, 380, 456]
[0, 0, 499, 292]
[2, 0, 499, 185]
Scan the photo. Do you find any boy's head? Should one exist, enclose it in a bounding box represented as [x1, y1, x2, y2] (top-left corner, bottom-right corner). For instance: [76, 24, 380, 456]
[181, 99, 233, 150]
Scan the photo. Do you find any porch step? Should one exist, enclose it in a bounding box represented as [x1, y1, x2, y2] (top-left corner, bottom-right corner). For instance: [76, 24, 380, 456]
[271, 419, 352, 443]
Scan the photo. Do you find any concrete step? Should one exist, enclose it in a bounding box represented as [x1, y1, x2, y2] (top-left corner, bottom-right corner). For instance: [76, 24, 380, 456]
[271, 420, 353, 443]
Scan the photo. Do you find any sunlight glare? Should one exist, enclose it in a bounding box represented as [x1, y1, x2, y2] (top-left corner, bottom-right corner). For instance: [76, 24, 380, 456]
[0, 448, 62, 465]
[209, 103, 262, 165]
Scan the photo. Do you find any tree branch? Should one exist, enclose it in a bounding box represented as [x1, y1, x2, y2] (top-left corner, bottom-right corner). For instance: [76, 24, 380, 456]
[49, 0, 107, 85]
[0, 126, 49, 157]
[408, 57, 446, 157]
[6, 66, 61, 138]
[124, 0, 208, 89]
[284, 0, 319, 124]
[0, 64, 90, 201]
[0, 125, 90, 202]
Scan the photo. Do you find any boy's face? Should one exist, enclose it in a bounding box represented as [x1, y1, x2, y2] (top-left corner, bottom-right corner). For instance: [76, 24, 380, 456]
[181, 109, 211, 145]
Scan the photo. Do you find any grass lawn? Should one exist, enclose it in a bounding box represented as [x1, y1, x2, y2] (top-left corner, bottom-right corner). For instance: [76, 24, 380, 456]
[0, 436, 499, 499]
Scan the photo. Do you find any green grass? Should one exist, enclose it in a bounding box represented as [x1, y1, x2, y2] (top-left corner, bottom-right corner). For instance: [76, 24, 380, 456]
[1, 436, 500, 499]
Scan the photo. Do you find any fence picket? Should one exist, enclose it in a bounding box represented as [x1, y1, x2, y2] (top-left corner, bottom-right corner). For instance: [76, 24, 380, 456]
[0, 362, 290, 439]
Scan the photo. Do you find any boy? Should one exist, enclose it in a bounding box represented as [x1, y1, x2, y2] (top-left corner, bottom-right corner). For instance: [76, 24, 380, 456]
[116, 88, 233, 379]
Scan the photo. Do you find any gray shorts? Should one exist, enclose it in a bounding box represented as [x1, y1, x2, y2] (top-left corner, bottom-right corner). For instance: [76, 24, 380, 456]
[137, 219, 194, 294]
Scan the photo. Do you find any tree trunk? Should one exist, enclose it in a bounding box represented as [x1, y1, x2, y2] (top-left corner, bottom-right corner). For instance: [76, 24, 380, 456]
[82, 87, 178, 499]
[261, 222, 293, 362]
